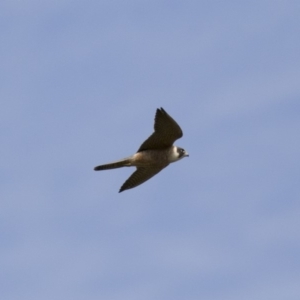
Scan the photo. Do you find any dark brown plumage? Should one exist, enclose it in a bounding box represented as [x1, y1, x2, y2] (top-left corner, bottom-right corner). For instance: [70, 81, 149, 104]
[94, 107, 188, 192]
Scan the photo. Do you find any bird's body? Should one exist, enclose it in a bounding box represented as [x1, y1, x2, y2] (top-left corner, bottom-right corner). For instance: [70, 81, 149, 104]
[94, 108, 188, 192]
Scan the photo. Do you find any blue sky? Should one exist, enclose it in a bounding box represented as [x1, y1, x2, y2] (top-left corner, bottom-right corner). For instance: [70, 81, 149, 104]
[1, 1, 300, 299]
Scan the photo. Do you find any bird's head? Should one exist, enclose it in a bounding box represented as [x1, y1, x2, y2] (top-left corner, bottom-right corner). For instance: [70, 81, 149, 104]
[169, 146, 189, 162]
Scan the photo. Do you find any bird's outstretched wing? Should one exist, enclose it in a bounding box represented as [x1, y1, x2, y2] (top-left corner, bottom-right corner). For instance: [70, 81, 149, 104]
[119, 166, 166, 192]
[137, 107, 183, 152]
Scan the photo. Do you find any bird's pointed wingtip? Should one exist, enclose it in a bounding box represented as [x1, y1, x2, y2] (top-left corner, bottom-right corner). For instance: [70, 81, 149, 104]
[157, 107, 167, 115]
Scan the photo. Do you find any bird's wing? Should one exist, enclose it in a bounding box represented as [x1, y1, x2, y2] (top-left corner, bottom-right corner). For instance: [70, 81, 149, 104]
[119, 166, 166, 192]
[137, 107, 183, 152]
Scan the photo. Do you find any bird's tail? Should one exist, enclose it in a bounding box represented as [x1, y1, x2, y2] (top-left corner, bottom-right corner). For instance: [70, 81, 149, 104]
[94, 157, 132, 171]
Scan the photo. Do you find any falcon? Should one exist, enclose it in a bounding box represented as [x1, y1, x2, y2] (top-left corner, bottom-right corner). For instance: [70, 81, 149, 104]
[94, 107, 189, 192]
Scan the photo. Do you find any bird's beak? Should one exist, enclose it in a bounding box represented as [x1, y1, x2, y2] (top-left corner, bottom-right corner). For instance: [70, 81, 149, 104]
[185, 152, 189, 157]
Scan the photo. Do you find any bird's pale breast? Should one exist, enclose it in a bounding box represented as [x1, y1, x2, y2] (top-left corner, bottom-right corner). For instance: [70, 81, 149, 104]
[132, 150, 170, 167]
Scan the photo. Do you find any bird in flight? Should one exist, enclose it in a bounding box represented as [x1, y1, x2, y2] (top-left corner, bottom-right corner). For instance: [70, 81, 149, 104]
[94, 107, 189, 192]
